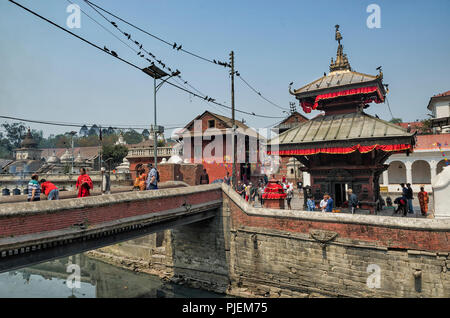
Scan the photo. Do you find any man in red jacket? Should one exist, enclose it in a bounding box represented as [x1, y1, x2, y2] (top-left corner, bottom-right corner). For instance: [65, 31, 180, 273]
[76, 168, 93, 198]
[40, 179, 60, 200]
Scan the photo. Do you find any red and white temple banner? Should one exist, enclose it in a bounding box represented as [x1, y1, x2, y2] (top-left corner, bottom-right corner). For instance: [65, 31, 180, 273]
[268, 143, 412, 156]
[300, 86, 384, 113]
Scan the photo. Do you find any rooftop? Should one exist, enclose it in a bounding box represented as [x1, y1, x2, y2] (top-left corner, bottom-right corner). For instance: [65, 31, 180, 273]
[269, 112, 415, 149]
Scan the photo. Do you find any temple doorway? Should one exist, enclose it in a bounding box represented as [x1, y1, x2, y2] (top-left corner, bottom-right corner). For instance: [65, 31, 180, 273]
[333, 183, 347, 207]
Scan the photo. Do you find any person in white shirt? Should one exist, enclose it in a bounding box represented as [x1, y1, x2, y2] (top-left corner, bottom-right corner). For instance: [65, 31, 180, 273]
[320, 194, 328, 212]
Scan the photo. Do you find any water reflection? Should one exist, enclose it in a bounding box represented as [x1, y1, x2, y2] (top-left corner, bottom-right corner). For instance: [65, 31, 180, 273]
[0, 253, 223, 298]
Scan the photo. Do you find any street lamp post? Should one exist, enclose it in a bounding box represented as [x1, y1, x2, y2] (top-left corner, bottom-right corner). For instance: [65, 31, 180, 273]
[66, 131, 77, 174]
[142, 65, 180, 170]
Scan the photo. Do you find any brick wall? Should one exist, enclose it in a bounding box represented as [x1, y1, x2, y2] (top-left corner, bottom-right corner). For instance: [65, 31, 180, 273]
[223, 187, 450, 297]
[87, 184, 450, 297]
[0, 186, 222, 238]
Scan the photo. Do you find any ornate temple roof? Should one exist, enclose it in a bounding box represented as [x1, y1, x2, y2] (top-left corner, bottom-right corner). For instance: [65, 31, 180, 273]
[269, 112, 415, 150]
[290, 25, 385, 102]
[292, 70, 380, 97]
[20, 129, 38, 149]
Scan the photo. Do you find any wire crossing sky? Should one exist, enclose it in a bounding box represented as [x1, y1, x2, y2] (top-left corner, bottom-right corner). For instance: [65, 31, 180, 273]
[1, 0, 449, 137]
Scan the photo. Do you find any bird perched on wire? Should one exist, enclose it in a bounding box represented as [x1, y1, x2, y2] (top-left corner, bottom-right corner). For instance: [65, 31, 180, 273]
[103, 46, 109, 52]
[177, 44, 182, 51]
[173, 42, 177, 49]
[111, 51, 118, 57]
[110, 21, 118, 28]
[124, 32, 131, 40]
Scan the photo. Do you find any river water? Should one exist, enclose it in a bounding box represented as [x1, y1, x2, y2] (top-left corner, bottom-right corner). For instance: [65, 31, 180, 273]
[0, 253, 224, 298]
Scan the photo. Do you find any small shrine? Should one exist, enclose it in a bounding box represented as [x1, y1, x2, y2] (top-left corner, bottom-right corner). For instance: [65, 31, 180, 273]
[268, 25, 416, 212]
[262, 179, 287, 209]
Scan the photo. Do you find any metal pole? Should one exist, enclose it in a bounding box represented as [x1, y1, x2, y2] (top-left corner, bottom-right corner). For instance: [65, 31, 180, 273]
[71, 135, 74, 174]
[154, 77, 158, 170]
[230, 51, 236, 188]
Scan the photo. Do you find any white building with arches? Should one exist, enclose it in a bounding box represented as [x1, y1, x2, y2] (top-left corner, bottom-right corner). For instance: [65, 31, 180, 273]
[381, 134, 450, 192]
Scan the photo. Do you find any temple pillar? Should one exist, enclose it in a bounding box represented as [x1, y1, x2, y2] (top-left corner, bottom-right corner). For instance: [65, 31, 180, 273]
[382, 170, 389, 186]
[302, 172, 311, 186]
[405, 161, 412, 184]
[430, 160, 437, 182]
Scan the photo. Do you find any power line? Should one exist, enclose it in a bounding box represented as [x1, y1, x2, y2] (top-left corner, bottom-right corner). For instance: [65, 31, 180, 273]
[83, 0, 287, 115]
[8, 0, 284, 119]
[385, 96, 395, 120]
[0, 115, 183, 131]
[236, 73, 289, 111]
[84, 0, 230, 68]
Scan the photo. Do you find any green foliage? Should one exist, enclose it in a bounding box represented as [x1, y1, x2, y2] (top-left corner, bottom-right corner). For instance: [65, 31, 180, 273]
[1, 122, 26, 149]
[102, 144, 129, 168]
[63, 164, 71, 174]
[389, 118, 403, 124]
[417, 119, 433, 135]
[123, 129, 143, 145]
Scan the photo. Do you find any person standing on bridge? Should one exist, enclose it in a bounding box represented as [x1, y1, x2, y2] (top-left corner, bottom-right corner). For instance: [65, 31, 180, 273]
[146, 163, 159, 190]
[76, 168, 93, 198]
[199, 169, 209, 185]
[40, 179, 59, 200]
[27, 173, 41, 202]
[418, 186, 429, 216]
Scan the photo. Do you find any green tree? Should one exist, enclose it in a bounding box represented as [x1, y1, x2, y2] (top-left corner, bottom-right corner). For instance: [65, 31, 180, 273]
[102, 144, 128, 168]
[389, 118, 403, 124]
[1, 122, 26, 149]
[123, 129, 143, 145]
[417, 119, 433, 135]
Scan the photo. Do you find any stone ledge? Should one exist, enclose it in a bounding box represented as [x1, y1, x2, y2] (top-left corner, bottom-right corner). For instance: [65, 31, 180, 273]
[221, 183, 450, 232]
[0, 183, 221, 216]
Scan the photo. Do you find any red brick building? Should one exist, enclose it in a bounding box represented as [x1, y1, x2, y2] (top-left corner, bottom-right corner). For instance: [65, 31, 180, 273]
[177, 111, 265, 184]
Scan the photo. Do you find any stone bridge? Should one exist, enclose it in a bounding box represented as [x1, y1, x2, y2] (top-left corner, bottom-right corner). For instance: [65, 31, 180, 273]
[1, 183, 449, 297]
[0, 184, 222, 273]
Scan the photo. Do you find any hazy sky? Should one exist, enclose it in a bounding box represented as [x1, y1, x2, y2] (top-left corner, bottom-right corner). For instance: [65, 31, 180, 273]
[1, 0, 449, 137]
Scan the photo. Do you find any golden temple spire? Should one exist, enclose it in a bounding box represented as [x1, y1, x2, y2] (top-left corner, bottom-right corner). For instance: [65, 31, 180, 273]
[330, 25, 351, 72]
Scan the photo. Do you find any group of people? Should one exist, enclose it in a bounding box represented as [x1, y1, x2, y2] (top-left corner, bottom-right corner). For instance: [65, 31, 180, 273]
[393, 183, 429, 216]
[234, 175, 270, 207]
[133, 163, 160, 191]
[307, 189, 359, 214]
[27, 167, 93, 202]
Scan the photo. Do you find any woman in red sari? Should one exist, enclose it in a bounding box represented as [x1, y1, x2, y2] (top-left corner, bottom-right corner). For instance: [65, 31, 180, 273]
[418, 186, 429, 216]
[76, 168, 93, 198]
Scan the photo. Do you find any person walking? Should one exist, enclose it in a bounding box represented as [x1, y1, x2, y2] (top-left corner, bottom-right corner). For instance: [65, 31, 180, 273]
[138, 168, 148, 191]
[76, 168, 93, 198]
[406, 183, 414, 214]
[320, 194, 328, 212]
[348, 189, 359, 215]
[245, 183, 251, 202]
[258, 182, 265, 207]
[199, 169, 209, 185]
[394, 195, 408, 216]
[418, 186, 429, 216]
[224, 171, 231, 186]
[101, 167, 111, 195]
[307, 196, 315, 211]
[40, 179, 59, 200]
[27, 173, 41, 202]
[146, 163, 159, 190]
[286, 184, 293, 210]
[325, 194, 334, 212]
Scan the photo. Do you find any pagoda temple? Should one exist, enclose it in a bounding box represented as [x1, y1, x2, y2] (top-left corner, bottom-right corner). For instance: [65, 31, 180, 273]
[268, 25, 416, 212]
